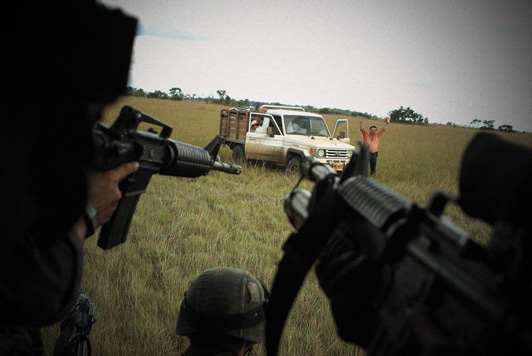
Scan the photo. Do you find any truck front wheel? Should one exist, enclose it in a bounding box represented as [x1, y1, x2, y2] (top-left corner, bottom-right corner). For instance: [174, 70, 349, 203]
[286, 156, 302, 175]
[232, 145, 246, 163]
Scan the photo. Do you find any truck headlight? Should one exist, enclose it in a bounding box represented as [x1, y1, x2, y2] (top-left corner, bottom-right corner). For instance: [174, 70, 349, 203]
[347, 150, 354, 158]
[318, 149, 325, 157]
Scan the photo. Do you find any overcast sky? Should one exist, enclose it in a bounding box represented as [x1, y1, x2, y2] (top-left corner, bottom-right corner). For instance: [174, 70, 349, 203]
[101, 0, 532, 132]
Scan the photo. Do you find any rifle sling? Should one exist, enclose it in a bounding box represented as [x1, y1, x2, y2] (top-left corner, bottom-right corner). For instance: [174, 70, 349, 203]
[265, 178, 341, 356]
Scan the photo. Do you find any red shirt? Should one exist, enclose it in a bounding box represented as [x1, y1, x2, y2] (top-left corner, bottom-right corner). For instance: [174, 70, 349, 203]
[361, 127, 386, 153]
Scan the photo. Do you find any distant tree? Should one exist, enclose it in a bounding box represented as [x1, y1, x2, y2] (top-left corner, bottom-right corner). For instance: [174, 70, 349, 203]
[480, 120, 495, 130]
[470, 119, 481, 128]
[498, 124, 514, 133]
[126, 86, 146, 97]
[216, 90, 227, 104]
[169, 87, 184, 101]
[147, 90, 169, 100]
[388, 106, 426, 123]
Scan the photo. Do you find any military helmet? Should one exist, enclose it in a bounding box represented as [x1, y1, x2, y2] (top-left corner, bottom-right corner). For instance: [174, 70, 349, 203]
[176, 267, 269, 343]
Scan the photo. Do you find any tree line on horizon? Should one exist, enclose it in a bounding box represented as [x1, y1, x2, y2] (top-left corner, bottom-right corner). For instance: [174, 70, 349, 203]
[126, 86, 377, 119]
[126, 86, 520, 132]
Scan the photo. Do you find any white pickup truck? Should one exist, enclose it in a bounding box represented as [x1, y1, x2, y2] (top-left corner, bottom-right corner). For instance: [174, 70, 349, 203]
[219, 103, 356, 174]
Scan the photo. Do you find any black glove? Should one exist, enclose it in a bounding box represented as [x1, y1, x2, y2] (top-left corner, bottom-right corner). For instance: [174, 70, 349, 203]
[315, 232, 379, 347]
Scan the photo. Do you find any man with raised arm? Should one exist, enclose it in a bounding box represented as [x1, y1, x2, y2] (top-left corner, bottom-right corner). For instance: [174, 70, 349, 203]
[360, 117, 390, 176]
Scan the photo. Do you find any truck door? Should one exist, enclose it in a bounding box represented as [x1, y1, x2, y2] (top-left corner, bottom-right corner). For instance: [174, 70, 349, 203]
[245, 113, 284, 163]
[332, 119, 351, 144]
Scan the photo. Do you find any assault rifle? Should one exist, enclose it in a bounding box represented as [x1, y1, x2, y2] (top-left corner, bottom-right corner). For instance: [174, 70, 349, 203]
[93, 105, 241, 249]
[53, 290, 96, 356]
[266, 133, 532, 356]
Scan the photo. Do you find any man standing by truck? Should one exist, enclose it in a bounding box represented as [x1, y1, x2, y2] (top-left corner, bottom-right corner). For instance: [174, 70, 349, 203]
[360, 117, 390, 176]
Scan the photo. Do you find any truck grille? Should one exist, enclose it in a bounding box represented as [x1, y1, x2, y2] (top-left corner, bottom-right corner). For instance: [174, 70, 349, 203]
[325, 149, 349, 158]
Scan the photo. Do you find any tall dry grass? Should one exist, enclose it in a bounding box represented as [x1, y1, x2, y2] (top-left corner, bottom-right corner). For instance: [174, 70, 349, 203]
[41, 97, 532, 355]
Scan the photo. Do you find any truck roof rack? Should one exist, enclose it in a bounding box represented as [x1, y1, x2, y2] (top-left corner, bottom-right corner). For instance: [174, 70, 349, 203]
[261, 105, 305, 111]
[250, 103, 305, 112]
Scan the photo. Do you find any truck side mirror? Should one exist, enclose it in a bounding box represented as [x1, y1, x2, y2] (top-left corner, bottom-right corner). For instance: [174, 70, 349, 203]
[337, 131, 346, 139]
[268, 127, 274, 137]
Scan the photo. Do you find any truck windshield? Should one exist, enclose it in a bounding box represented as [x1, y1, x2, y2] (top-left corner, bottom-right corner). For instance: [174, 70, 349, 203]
[284, 115, 330, 137]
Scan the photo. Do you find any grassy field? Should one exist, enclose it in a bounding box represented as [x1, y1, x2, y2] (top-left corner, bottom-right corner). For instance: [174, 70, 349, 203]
[42, 97, 532, 355]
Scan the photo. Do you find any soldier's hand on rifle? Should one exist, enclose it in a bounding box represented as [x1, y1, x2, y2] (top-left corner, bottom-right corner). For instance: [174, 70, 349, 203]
[73, 162, 139, 240]
[315, 250, 375, 347]
[314, 231, 386, 348]
[89, 161, 139, 225]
